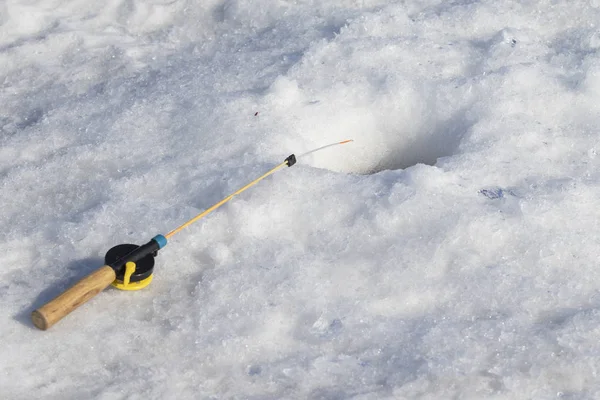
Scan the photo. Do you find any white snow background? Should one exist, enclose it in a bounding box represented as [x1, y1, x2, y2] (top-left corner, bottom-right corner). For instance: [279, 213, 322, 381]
[2, 0, 600, 398]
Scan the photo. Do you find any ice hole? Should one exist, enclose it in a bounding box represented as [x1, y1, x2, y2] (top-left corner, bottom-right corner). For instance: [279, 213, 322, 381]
[302, 120, 465, 175]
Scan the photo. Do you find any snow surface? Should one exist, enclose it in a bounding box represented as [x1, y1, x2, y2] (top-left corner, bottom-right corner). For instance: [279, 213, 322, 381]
[3, 0, 600, 398]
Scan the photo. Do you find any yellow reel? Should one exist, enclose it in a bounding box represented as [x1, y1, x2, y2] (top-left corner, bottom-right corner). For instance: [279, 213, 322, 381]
[111, 261, 154, 291]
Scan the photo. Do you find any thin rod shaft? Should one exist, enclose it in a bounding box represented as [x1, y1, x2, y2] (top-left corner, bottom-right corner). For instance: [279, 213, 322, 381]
[165, 160, 289, 239]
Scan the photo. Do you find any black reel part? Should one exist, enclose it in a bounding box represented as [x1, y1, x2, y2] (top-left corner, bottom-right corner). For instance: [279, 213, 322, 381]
[105, 244, 155, 283]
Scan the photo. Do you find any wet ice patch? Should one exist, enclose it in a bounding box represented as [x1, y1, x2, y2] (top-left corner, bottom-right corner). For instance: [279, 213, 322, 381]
[479, 187, 517, 200]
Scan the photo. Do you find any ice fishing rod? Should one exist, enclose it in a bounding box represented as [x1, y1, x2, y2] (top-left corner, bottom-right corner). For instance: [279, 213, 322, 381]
[31, 140, 353, 330]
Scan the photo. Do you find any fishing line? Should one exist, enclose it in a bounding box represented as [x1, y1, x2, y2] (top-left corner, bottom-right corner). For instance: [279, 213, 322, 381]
[298, 139, 354, 158]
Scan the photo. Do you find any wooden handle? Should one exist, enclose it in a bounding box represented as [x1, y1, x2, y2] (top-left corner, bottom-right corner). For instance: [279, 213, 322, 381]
[31, 265, 116, 330]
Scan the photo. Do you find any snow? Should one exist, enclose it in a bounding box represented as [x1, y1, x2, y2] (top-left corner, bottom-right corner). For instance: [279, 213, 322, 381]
[2, 0, 600, 398]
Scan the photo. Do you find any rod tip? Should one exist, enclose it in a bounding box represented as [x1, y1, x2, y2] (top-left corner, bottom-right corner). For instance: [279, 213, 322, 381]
[285, 154, 297, 167]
